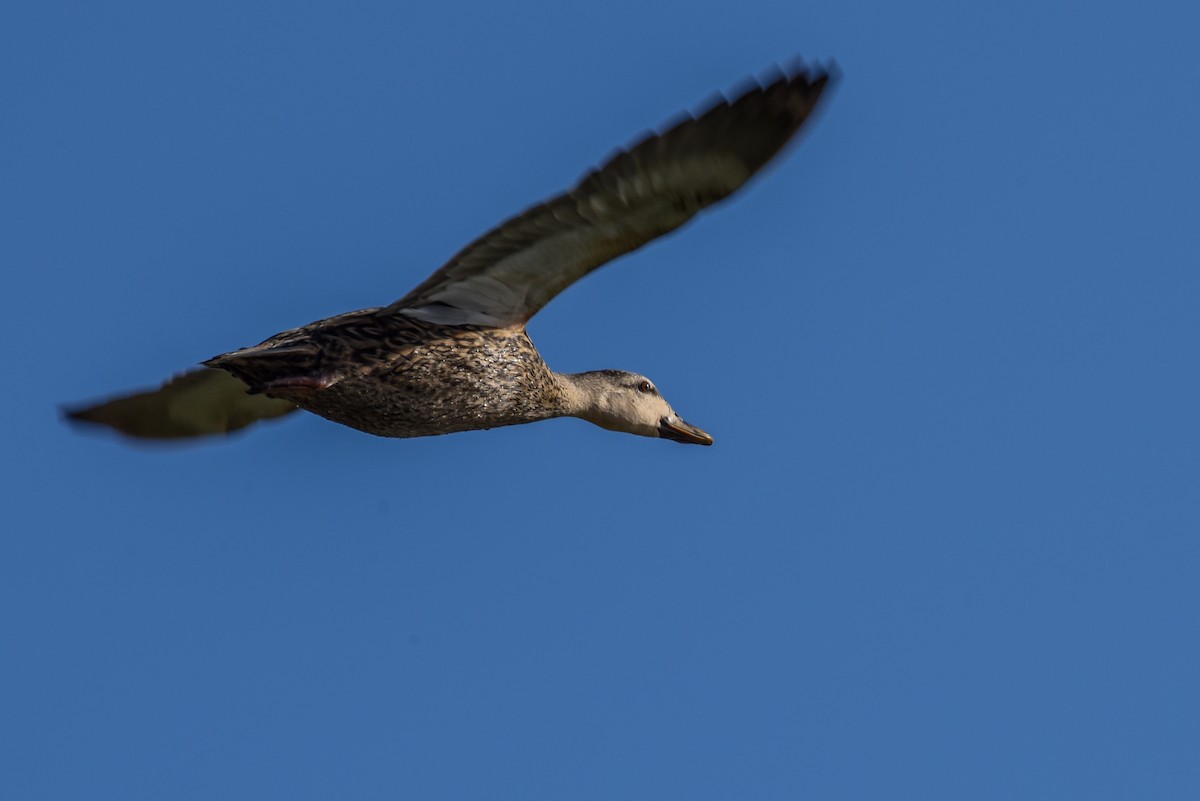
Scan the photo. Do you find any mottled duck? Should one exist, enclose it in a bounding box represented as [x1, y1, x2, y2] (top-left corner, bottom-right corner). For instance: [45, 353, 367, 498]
[66, 63, 836, 446]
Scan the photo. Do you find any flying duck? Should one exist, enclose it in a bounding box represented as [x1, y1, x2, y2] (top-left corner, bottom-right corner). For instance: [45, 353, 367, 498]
[66, 63, 835, 446]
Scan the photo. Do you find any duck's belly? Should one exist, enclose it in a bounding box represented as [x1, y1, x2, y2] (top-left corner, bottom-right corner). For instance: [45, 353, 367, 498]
[293, 328, 563, 438]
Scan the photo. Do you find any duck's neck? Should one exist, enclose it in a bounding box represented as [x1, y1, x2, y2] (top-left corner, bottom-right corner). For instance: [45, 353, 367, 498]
[550, 371, 610, 424]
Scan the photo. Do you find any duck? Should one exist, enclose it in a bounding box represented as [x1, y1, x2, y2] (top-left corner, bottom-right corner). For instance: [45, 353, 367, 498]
[66, 62, 835, 446]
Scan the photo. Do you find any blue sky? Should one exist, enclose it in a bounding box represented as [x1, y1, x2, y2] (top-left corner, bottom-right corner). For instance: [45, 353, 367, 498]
[3, 0, 1198, 798]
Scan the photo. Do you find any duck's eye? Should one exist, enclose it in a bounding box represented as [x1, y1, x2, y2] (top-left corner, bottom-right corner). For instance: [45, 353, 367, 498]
[637, 381, 654, 394]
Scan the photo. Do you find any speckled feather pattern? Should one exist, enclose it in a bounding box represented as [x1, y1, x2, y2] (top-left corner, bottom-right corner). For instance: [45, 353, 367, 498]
[206, 309, 567, 437]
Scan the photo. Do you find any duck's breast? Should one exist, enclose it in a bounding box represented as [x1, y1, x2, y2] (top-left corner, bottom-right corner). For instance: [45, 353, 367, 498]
[296, 325, 564, 438]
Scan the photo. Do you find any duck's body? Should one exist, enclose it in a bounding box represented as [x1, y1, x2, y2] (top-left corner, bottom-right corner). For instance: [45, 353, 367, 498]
[66, 63, 835, 446]
[209, 312, 565, 438]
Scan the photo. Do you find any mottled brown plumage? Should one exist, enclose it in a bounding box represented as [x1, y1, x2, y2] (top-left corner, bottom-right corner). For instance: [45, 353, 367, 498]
[206, 312, 567, 438]
[65, 63, 836, 445]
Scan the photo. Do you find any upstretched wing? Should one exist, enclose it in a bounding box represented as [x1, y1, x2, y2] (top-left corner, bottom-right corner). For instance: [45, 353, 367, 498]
[390, 63, 835, 328]
[64, 367, 298, 440]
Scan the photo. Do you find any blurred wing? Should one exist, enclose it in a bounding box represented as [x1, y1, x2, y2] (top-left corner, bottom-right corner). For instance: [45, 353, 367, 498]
[64, 367, 298, 440]
[390, 63, 835, 327]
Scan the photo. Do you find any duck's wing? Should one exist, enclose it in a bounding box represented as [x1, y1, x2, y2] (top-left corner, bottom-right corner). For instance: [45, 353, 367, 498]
[64, 367, 298, 440]
[389, 63, 836, 328]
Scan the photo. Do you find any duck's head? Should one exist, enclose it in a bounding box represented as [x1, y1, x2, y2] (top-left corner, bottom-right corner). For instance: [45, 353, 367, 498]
[562, 370, 713, 446]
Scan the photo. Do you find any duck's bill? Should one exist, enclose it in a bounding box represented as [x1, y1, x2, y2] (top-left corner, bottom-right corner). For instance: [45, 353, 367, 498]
[658, 417, 714, 446]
